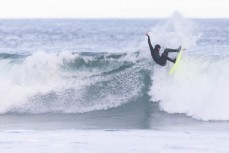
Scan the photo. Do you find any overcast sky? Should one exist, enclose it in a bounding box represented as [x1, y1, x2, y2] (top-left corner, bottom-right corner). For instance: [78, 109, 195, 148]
[0, 0, 228, 18]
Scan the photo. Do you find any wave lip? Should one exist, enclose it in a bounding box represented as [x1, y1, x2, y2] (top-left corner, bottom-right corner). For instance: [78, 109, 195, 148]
[0, 51, 149, 114]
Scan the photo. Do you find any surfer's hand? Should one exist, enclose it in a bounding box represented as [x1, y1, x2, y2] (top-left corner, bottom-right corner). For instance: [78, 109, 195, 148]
[145, 33, 150, 37]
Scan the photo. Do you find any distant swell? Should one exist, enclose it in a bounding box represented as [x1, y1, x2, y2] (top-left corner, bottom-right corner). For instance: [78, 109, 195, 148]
[0, 53, 27, 59]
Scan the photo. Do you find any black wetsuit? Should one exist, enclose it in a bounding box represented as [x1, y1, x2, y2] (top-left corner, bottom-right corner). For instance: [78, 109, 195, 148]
[147, 36, 177, 66]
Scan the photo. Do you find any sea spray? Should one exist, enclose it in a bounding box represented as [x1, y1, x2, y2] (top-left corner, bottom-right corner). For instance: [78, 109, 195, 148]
[149, 13, 229, 120]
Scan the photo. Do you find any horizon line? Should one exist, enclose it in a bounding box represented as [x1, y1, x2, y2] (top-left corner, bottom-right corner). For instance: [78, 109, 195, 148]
[0, 17, 228, 20]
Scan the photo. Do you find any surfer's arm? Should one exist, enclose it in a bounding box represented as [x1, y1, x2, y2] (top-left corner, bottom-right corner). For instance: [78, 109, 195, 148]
[146, 33, 154, 51]
[146, 33, 157, 60]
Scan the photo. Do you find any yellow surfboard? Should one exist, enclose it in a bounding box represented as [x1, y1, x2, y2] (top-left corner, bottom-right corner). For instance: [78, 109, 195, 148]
[169, 47, 184, 75]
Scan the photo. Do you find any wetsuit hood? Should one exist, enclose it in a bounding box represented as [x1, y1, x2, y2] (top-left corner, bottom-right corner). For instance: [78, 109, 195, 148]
[155, 44, 161, 50]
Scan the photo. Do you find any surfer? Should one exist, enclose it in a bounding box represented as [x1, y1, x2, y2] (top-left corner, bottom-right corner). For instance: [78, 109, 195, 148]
[146, 33, 181, 66]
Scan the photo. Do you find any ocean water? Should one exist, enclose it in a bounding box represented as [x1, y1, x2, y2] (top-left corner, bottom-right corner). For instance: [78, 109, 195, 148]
[1, 14, 229, 152]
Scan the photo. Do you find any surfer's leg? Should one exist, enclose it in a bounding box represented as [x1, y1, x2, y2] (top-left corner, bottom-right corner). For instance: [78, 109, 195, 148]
[162, 52, 176, 63]
[164, 48, 178, 53]
[163, 49, 177, 63]
[164, 46, 181, 53]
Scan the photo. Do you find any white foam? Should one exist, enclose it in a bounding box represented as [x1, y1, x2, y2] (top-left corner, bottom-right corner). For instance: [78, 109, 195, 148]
[0, 51, 77, 113]
[150, 55, 229, 121]
[147, 12, 229, 121]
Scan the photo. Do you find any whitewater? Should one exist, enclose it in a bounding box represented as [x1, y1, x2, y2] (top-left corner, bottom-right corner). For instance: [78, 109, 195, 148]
[1, 14, 229, 153]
